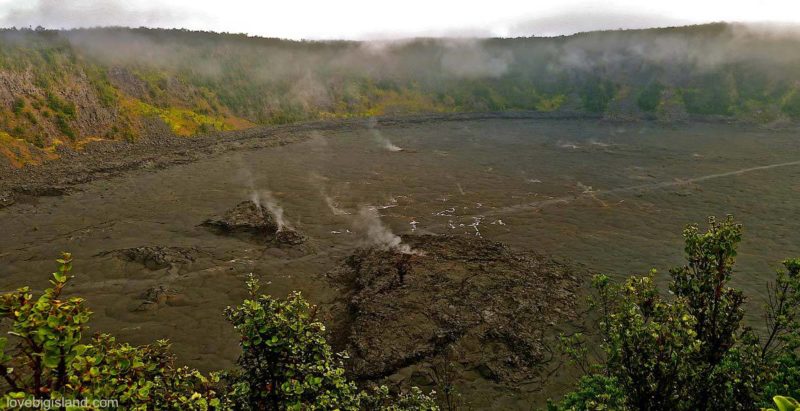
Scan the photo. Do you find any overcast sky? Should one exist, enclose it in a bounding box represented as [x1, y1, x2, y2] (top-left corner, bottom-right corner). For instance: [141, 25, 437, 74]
[0, 0, 798, 40]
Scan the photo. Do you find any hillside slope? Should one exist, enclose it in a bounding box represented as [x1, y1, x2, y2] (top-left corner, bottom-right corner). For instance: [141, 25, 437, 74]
[1, 23, 800, 167]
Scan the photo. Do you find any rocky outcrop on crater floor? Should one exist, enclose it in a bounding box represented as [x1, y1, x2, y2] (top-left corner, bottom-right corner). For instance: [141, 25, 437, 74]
[201, 200, 306, 247]
[327, 234, 581, 384]
[0, 191, 13, 208]
[99, 246, 206, 271]
[134, 285, 187, 312]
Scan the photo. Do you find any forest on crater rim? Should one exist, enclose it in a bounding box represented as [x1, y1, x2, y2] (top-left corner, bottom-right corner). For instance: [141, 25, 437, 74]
[1, 22, 800, 167]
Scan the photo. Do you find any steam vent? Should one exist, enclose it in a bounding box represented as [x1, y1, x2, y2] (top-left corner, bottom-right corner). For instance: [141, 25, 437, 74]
[201, 200, 306, 246]
[327, 234, 580, 383]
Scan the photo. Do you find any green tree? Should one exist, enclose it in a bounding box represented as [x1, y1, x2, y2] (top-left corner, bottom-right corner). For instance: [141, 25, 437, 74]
[11, 98, 25, 115]
[580, 79, 617, 113]
[549, 216, 800, 411]
[223, 275, 363, 410]
[0, 253, 221, 410]
[0, 255, 437, 410]
[636, 82, 664, 112]
[761, 260, 800, 404]
[781, 90, 800, 119]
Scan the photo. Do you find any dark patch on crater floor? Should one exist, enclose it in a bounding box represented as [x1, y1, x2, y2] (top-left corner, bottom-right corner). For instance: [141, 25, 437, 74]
[327, 234, 581, 384]
[201, 200, 306, 247]
[98, 246, 207, 271]
[134, 285, 188, 312]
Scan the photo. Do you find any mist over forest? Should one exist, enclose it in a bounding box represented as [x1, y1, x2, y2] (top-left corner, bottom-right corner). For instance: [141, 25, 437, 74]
[0, 23, 800, 164]
[1, 22, 800, 166]
[3, 9, 800, 409]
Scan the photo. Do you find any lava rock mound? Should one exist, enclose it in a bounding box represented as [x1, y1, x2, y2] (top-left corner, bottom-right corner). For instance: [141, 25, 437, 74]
[100, 246, 206, 271]
[134, 285, 188, 312]
[202, 200, 279, 236]
[201, 200, 306, 247]
[328, 234, 580, 383]
[0, 191, 14, 208]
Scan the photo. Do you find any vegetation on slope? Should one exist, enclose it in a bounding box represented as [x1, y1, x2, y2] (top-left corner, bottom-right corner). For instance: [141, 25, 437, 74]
[2, 23, 800, 166]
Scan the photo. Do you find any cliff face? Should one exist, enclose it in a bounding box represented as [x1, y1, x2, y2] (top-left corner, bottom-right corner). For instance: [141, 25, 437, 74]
[1, 23, 799, 167]
[0, 68, 119, 166]
[0, 40, 248, 167]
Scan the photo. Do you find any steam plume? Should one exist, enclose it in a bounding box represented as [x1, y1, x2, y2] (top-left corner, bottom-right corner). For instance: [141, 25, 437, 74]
[251, 190, 289, 231]
[371, 129, 403, 152]
[308, 172, 351, 215]
[236, 158, 289, 231]
[367, 118, 402, 152]
[353, 207, 415, 254]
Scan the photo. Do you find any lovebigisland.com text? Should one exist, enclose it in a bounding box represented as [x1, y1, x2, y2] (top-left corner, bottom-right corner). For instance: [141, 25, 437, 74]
[6, 397, 120, 409]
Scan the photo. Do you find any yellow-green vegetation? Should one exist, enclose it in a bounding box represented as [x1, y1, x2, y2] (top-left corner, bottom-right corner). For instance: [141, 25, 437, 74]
[0, 131, 55, 168]
[322, 87, 455, 119]
[2, 23, 800, 166]
[763, 396, 799, 411]
[133, 100, 238, 136]
[0, 131, 33, 168]
[534, 94, 567, 112]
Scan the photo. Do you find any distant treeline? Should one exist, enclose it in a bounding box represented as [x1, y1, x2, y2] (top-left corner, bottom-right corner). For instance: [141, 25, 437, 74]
[1, 23, 800, 165]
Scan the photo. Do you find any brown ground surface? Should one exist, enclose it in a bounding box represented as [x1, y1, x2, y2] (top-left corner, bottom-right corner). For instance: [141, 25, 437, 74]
[0, 112, 596, 209]
[327, 234, 581, 385]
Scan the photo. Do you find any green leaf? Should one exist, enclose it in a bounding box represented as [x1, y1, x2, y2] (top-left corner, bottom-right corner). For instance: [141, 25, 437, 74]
[43, 354, 60, 368]
[774, 396, 800, 411]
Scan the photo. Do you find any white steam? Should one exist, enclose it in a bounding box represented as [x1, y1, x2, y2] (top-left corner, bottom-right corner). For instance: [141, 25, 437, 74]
[367, 118, 403, 152]
[440, 39, 512, 79]
[308, 172, 351, 215]
[372, 129, 403, 152]
[312, 171, 416, 254]
[237, 158, 290, 231]
[353, 207, 415, 254]
[322, 192, 350, 216]
[250, 190, 289, 231]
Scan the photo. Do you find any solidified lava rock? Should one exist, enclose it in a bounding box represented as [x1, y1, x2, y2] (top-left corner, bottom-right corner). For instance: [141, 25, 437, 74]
[327, 234, 580, 383]
[134, 285, 187, 312]
[100, 246, 205, 270]
[275, 229, 306, 246]
[0, 191, 13, 208]
[203, 201, 279, 236]
[201, 200, 306, 246]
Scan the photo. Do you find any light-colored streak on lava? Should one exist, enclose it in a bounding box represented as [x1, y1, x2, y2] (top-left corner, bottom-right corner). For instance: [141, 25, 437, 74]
[486, 159, 800, 217]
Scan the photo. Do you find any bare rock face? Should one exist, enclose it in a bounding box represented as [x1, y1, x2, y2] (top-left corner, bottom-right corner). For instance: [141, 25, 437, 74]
[0, 70, 122, 146]
[202, 201, 306, 247]
[107, 67, 151, 102]
[100, 246, 205, 270]
[327, 234, 580, 383]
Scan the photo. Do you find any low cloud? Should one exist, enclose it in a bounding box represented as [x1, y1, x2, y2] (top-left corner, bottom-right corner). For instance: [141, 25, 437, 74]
[510, 12, 688, 37]
[440, 40, 512, 78]
[0, 0, 209, 30]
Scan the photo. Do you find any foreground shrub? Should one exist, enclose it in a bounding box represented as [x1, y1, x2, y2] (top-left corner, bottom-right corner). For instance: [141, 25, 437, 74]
[0, 254, 437, 410]
[223, 275, 362, 410]
[762, 260, 800, 404]
[0, 253, 222, 409]
[550, 216, 800, 410]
